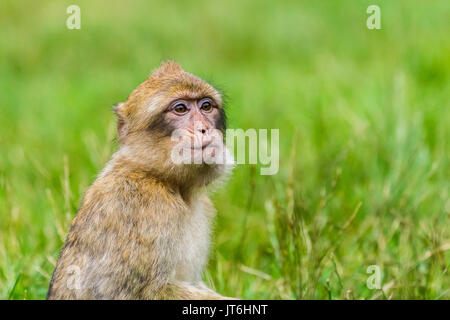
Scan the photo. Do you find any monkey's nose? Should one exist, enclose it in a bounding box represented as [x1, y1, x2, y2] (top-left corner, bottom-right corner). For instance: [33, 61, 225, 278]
[192, 119, 209, 134]
[195, 125, 207, 134]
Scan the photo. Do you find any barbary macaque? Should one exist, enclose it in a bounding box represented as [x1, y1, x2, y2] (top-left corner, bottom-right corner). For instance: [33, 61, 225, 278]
[47, 61, 234, 299]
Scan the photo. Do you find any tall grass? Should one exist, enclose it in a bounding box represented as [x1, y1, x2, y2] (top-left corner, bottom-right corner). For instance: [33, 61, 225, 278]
[0, 0, 448, 299]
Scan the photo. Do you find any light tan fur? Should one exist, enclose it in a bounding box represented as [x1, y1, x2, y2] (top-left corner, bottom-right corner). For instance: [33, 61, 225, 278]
[47, 61, 234, 299]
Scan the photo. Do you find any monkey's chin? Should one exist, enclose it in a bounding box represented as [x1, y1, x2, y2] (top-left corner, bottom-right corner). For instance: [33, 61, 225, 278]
[164, 145, 234, 188]
[191, 144, 230, 166]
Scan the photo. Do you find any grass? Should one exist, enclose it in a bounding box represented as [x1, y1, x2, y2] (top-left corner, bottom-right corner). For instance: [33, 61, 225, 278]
[0, 0, 449, 299]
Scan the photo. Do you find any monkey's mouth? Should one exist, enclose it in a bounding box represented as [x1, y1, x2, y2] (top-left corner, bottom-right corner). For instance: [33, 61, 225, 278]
[191, 140, 213, 150]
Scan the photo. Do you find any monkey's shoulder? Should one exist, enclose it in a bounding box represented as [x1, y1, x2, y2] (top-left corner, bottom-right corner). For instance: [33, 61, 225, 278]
[63, 174, 188, 254]
[75, 173, 187, 222]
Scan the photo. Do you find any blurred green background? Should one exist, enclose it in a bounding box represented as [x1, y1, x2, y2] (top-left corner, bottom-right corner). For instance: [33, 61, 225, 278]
[0, 0, 449, 299]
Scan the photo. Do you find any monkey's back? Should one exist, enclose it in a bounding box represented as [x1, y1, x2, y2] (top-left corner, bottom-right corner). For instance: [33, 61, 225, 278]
[47, 171, 192, 299]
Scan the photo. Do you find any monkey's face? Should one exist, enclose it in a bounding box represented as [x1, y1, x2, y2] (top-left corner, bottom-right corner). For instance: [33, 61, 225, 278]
[114, 61, 233, 186]
[150, 96, 227, 163]
[142, 93, 231, 187]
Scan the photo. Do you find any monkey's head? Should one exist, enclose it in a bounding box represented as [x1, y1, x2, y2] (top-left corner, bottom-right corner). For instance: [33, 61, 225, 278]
[113, 61, 233, 188]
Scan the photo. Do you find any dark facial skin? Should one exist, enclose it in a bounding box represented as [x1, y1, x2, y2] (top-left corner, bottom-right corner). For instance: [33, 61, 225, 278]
[148, 97, 226, 140]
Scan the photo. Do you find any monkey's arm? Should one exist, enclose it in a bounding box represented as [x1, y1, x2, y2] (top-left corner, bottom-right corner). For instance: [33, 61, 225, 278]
[157, 281, 237, 300]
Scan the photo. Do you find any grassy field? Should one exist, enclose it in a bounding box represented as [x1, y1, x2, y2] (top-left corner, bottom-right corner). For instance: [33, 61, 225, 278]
[0, 0, 449, 299]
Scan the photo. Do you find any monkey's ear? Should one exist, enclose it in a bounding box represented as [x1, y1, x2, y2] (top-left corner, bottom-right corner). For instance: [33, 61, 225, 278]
[112, 102, 128, 141]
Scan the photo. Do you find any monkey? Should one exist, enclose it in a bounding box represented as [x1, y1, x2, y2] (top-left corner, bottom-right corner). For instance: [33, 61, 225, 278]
[47, 61, 235, 300]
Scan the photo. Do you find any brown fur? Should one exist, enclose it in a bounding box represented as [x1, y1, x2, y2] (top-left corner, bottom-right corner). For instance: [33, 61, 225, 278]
[47, 61, 234, 299]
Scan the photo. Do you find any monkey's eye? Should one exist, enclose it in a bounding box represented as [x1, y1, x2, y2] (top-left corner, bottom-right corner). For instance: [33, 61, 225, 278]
[200, 101, 212, 112]
[174, 103, 187, 114]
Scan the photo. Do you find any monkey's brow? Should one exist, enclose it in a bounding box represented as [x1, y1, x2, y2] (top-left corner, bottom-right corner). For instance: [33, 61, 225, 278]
[169, 92, 214, 101]
[165, 95, 216, 107]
